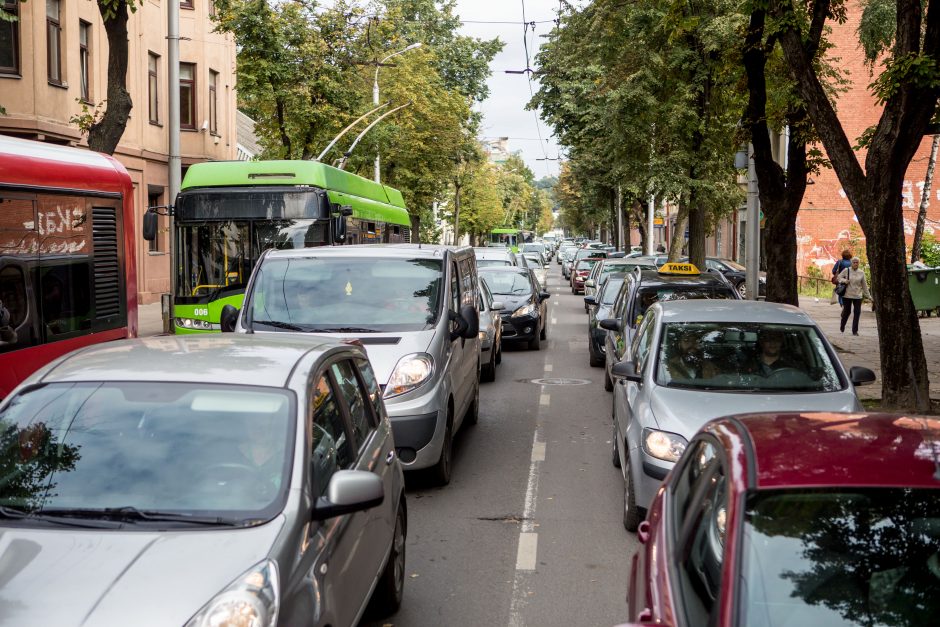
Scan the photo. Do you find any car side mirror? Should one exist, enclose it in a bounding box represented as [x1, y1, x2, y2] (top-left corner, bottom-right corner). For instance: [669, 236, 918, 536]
[142, 211, 158, 241]
[611, 360, 642, 383]
[539, 291, 551, 302]
[460, 304, 479, 339]
[491, 301, 504, 311]
[849, 365, 876, 386]
[584, 296, 597, 307]
[220, 304, 239, 333]
[599, 318, 622, 332]
[585, 279, 595, 288]
[312, 470, 384, 521]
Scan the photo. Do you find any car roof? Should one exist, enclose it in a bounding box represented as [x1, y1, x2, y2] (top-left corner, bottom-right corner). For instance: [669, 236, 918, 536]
[652, 299, 814, 325]
[37, 335, 350, 388]
[633, 268, 731, 288]
[479, 266, 529, 275]
[265, 243, 467, 260]
[710, 413, 940, 490]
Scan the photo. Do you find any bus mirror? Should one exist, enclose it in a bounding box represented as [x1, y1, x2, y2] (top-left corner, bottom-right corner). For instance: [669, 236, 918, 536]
[142, 211, 158, 241]
[220, 304, 239, 333]
[332, 215, 347, 244]
[341, 205, 353, 217]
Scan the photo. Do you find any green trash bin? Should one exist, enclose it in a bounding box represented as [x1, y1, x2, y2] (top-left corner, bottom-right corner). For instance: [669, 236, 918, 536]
[908, 267, 940, 316]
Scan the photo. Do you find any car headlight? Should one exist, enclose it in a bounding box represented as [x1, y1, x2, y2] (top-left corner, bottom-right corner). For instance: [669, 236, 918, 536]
[385, 353, 434, 398]
[512, 303, 536, 318]
[185, 559, 279, 627]
[176, 317, 215, 330]
[642, 428, 688, 463]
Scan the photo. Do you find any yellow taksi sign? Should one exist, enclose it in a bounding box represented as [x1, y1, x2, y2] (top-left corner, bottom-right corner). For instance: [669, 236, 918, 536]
[659, 262, 700, 275]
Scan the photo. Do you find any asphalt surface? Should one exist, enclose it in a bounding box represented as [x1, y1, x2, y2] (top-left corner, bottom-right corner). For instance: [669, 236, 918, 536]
[362, 262, 639, 627]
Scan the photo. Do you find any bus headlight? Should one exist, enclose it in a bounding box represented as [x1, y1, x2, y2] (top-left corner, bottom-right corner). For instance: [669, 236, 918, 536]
[176, 317, 214, 330]
[385, 353, 434, 398]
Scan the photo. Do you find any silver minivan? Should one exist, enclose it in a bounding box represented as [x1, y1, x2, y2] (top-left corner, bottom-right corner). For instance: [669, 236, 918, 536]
[0, 335, 405, 626]
[222, 244, 481, 486]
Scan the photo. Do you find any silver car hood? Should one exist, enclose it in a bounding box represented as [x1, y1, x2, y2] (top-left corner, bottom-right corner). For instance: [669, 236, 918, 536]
[351, 330, 436, 384]
[0, 518, 284, 627]
[649, 386, 860, 440]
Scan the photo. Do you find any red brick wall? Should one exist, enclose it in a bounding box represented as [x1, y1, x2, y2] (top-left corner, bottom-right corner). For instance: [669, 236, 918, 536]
[797, 1, 940, 275]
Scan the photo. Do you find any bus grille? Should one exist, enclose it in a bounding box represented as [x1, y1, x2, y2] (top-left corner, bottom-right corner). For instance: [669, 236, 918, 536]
[92, 207, 122, 319]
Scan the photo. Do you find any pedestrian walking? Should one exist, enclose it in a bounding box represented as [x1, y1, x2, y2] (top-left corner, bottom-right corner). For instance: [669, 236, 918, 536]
[837, 257, 873, 335]
[831, 250, 853, 306]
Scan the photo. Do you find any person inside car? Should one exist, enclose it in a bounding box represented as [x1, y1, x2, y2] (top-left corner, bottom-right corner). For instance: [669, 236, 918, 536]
[747, 328, 800, 377]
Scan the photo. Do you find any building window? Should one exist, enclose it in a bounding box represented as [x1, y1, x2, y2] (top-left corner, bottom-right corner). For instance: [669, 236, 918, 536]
[79, 21, 91, 102]
[46, 0, 62, 84]
[181, 0, 193, 10]
[148, 188, 163, 252]
[0, 0, 19, 75]
[209, 70, 218, 134]
[148, 53, 159, 124]
[180, 62, 195, 130]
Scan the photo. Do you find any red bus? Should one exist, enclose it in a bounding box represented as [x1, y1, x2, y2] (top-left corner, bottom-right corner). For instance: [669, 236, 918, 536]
[0, 135, 138, 398]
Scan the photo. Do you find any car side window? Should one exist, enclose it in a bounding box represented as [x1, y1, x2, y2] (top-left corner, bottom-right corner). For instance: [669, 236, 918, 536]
[331, 360, 375, 450]
[632, 310, 657, 370]
[355, 357, 385, 422]
[450, 261, 460, 313]
[310, 373, 354, 497]
[672, 440, 727, 625]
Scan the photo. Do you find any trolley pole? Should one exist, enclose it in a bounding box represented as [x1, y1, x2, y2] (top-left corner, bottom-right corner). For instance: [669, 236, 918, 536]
[166, 0, 181, 332]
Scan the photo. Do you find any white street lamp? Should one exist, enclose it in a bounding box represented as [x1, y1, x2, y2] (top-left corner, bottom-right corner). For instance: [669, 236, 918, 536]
[373, 42, 422, 183]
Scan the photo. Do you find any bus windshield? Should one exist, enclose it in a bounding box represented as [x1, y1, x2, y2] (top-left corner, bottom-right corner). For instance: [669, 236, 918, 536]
[249, 257, 443, 333]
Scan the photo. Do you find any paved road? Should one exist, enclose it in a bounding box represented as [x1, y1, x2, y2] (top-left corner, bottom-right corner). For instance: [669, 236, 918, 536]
[362, 263, 638, 627]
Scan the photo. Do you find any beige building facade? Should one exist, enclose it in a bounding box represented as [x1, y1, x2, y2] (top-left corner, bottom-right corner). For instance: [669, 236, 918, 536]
[0, 0, 237, 304]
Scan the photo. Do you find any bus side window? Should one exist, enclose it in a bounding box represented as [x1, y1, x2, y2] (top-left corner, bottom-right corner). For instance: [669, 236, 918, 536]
[0, 265, 28, 351]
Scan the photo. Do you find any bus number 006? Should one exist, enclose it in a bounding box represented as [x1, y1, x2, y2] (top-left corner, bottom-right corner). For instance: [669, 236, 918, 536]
[194, 308, 209, 317]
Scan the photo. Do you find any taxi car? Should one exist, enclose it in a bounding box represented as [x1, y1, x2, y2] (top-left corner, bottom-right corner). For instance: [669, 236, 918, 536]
[0, 335, 406, 627]
[610, 300, 876, 531]
[599, 262, 739, 391]
[624, 412, 940, 627]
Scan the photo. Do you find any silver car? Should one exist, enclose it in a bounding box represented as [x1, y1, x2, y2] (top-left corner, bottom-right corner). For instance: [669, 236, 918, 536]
[0, 335, 406, 627]
[521, 252, 549, 288]
[473, 246, 519, 268]
[610, 300, 876, 531]
[478, 278, 504, 382]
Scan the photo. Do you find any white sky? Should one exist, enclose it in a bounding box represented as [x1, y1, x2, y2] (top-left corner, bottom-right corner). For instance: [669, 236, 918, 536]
[453, 0, 564, 179]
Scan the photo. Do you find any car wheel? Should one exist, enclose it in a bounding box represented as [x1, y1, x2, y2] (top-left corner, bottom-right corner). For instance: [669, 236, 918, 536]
[589, 341, 604, 367]
[466, 379, 480, 425]
[528, 329, 541, 350]
[495, 345, 502, 365]
[611, 424, 621, 469]
[604, 366, 613, 391]
[736, 280, 747, 298]
[623, 456, 641, 532]
[369, 500, 406, 616]
[481, 349, 496, 382]
[430, 414, 453, 486]
[540, 319, 547, 340]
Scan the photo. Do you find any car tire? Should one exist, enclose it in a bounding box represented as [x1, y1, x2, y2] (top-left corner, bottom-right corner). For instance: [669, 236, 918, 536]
[481, 350, 496, 383]
[369, 500, 407, 616]
[430, 413, 453, 486]
[528, 330, 541, 350]
[604, 367, 613, 391]
[611, 424, 621, 469]
[466, 380, 480, 425]
[540, 319, 547, 340]
[495, 345, 502, 365]
[623, 456, 641, 532]
[589, 341, 604, 367]
[736, 280, 747, 298]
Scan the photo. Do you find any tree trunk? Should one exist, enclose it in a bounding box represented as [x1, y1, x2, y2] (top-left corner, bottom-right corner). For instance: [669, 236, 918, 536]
[912, 134, 940, 262]
[633, 200, 648, 253]
[668, 200, 689, 262]
[687, 201, 706, 268]
[453, 182, 461, 245]
[409, 213, 421, 243]
[87, 3, 132, 155]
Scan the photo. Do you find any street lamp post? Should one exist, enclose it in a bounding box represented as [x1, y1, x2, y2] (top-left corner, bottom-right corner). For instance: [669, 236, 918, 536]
[373, 42, 422, 183]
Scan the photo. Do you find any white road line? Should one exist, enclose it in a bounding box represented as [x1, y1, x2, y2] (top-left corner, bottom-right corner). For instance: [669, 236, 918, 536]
[531, 440, 546, 462]
[539, 393, 550, 406]
[544, 363, 553, 372]
[515, 533, 538, 571]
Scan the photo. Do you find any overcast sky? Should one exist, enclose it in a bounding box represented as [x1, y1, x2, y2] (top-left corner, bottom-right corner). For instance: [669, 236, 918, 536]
[453, 0, 564, 179]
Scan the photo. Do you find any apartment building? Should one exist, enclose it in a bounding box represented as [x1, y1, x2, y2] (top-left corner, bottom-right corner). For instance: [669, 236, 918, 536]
[0, 0, 238, 304]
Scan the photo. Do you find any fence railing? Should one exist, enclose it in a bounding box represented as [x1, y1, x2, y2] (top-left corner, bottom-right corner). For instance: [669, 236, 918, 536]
[798, 275, 833, 297]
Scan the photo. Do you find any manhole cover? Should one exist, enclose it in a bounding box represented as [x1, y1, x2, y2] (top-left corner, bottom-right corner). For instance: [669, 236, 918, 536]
[522, 377, 592, 386]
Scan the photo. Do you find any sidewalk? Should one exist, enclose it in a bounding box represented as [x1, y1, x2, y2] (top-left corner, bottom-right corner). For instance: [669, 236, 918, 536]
[798, 295, 940, 402]
[139, 301, 165, 337]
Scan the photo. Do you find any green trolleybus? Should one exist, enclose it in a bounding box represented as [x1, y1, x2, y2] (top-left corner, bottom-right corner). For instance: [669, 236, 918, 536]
[486, 228, 530, 253]
[145, 160, 411, 333]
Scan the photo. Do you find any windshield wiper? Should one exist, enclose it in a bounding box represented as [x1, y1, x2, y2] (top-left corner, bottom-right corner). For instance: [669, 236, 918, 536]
[252, 319, 306, 331]
[35, 506, 240, 526]
[1, 504, 122, 528]
[308, 327, 378, 333]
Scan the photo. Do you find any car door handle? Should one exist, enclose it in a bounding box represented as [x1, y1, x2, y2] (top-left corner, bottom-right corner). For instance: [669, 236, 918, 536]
[386, 450, 396, 465]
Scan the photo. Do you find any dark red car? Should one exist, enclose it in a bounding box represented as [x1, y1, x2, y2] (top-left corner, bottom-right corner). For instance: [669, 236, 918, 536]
[571, 257, 604, 294]
[623, 412, 940, 627]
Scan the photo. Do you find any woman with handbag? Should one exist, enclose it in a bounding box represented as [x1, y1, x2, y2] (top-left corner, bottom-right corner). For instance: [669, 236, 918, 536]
[837, 257, 873, 335]
[831, 250, 853, 306]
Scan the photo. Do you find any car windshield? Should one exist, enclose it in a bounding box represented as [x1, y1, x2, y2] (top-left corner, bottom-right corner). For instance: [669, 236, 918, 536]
[0, 382, 294, 523]
[655, 322, 842, 392]
[740, 488, 940, 627]
[476, 258, 512, 268]
[249, 256, 443, 332]
[524, 255, 544, 268]
[600, 278, 625, 305]
[481, 271, 532, 296]
[632, 286, 736, 321]
[576, 259, 601, 272]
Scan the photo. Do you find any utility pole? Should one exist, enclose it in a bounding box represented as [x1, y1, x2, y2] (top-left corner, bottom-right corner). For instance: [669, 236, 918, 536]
[371, 43, 422, 183]
[165, 0, 181, 332]
[647, 193, 655, 255]
[746, 143, 760, 300]
[616, 186, 623, 251]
